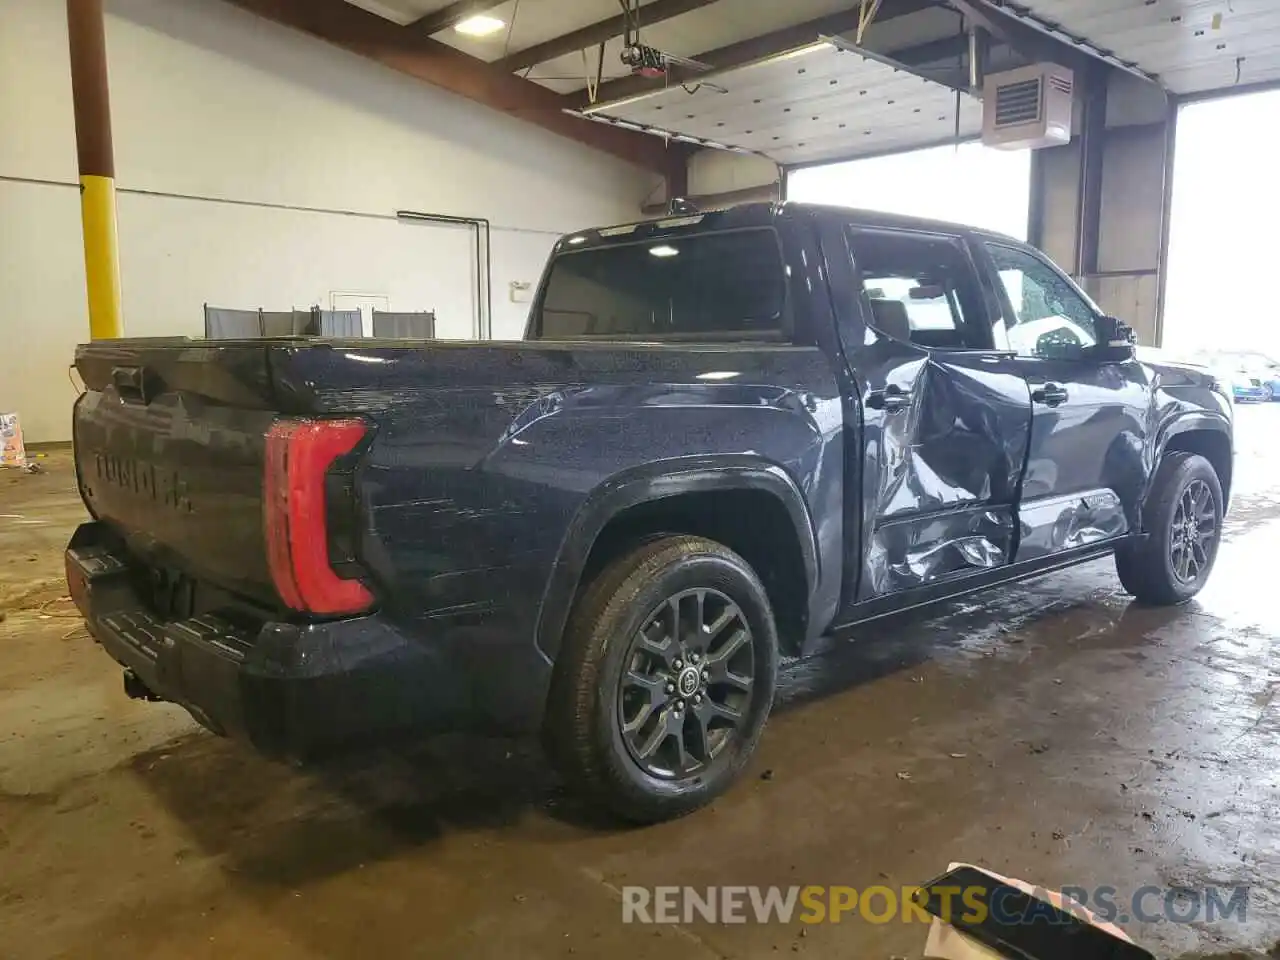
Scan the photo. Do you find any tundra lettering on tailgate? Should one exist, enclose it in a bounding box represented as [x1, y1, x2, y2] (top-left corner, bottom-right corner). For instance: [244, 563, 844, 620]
[94, 454, 193, 513]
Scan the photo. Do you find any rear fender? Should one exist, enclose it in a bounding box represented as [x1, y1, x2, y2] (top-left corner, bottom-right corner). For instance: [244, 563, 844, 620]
[534, 457, 819, 661]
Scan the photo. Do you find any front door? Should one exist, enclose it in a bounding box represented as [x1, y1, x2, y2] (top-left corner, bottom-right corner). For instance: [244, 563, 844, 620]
[828, 225, 1034, 608]
[976, 241, 1150, 562]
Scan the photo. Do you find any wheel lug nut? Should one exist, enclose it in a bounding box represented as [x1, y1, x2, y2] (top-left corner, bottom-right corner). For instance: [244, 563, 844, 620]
[690, 652, 699, 664]
[693, 694, 702, 704]
[701, 670, 709, 681]
[673, 659, 683, 670]
[666, 682, 676, 694]
[676, 700, 685, 710]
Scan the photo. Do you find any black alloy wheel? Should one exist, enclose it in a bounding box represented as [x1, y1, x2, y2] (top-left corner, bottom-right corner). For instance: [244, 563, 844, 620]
[1169, 478, 1216, 584]
[545, 535, 778, 823]
[617, 588, 755, 780]
[1115, 452, 1223, 605]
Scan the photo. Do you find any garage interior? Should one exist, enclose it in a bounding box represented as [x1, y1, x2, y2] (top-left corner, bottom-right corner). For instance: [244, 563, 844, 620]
[3, 0, 1280, 957]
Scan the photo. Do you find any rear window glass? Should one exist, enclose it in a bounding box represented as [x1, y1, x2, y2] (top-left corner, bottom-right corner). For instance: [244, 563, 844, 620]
[535, 228, 785, 340]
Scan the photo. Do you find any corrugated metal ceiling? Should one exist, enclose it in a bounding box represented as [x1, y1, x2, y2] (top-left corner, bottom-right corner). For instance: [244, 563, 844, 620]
[528, 3, 966, 95]
[516, 0, 875, 93]
[573, 42, 982, 166]
[341, 0, 969, 93]
[1005, 0, 1280, 94]
[342, 0, 452, 25]
[347, 0, 1280, 99]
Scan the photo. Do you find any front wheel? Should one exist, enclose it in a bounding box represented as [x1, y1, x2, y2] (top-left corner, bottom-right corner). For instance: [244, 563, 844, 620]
[545, 535, 778, 823]
[1115, 452, 1223, 605]
[1264, 383, 1275, 402]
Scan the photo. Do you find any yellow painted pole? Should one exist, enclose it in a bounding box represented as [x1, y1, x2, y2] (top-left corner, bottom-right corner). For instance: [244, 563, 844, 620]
[67, 0, 123, 338]
[78, 175, 123, 339]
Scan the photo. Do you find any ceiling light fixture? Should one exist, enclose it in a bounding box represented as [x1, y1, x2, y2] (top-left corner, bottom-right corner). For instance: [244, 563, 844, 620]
[649, 245, 679, 258]
[455, 14, 506, 37]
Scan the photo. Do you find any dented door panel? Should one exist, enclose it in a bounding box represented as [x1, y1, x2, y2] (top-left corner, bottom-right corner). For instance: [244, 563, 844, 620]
[858, 348, 1033, 599]
[1017, 489, 1129, 561]
[865, 505, 1016, 596]
[817, 217, 1036, 610]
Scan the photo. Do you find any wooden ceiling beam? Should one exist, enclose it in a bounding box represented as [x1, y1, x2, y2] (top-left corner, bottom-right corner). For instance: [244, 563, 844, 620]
[499, 0, 722, 74]
[221, 0, 673, 173]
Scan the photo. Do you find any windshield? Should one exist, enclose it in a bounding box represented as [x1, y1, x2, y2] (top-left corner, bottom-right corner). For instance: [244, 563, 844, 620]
[535, 228, 786, 340]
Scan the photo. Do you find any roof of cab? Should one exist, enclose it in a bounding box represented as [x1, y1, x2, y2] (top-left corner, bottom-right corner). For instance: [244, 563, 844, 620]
[559, 201, 1023, 251]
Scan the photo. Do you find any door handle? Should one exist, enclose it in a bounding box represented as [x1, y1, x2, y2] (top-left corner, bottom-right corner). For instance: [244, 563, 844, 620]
[867, 386, 913, 413]
[1032, 383, 1069, 407]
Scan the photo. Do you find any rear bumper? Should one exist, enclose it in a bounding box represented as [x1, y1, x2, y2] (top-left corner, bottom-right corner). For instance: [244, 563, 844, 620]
[66, 523, 553, 758]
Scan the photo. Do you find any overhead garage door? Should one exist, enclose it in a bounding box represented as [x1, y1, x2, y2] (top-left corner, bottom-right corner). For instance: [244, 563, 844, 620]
[573, 41, 983, 167]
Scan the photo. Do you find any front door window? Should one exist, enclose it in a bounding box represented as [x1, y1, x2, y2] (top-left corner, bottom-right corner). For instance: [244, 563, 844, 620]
[986, 244, 1099, 360]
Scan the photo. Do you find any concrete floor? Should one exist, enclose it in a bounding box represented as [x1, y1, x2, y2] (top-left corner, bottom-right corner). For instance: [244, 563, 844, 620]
[2, 409, 1279, 960]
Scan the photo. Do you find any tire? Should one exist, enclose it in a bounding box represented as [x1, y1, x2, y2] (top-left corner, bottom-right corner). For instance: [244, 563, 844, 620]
[544, 535, 778, 824]
[1115, 452, 1223, 605]
[1264, 383, 1275, 402]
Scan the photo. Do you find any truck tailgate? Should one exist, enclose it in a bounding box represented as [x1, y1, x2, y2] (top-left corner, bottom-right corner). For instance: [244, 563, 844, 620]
[73, 339, 281, 605]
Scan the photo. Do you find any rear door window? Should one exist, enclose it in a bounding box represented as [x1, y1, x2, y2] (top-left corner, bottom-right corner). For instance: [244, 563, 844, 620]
[535, 228, 786, 340]
[847, 229, 991, 350]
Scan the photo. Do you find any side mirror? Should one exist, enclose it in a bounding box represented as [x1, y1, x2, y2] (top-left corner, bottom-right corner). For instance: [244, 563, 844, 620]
[1035, 328, 1085, 360]
[1094, 315, 1136, 361]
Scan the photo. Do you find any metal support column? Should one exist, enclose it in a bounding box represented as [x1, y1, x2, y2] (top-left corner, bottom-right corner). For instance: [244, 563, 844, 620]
[1075, 68, 1108, 278]
[67, 0, 123, 339]
[664, 143, 692, 206]
[1026, 147, 1046, 250]
[1152, 101, 1180, 347]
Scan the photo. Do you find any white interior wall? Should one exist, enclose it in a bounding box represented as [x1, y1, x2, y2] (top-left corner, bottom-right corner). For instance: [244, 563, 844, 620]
[116, 196, 481, 340]
[0, 0, 652, 441]
[688, 152, 781, 196]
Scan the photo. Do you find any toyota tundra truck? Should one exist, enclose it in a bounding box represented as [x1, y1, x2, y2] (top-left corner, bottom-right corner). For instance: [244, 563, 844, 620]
[66, 202, 1234, 822]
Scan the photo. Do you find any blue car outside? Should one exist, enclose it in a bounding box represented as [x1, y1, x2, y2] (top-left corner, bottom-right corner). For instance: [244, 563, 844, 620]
[1233, 376, 1267, 403]
[1260, 372, 1280, 401]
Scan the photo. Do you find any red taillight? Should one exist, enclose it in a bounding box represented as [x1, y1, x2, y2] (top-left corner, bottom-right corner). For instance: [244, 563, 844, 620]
[263, 418, 373, 615]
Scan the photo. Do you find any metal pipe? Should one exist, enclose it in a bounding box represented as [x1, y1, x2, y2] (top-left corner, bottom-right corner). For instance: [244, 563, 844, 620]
[967, 25, 988, 93]
[67, 0, 123, 339]
[396, 210, 493, 339]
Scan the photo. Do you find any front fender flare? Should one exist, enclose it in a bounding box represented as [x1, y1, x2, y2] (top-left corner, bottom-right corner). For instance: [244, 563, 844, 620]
[1147, 409, 1233, 505]
[534, 456, 820, 661]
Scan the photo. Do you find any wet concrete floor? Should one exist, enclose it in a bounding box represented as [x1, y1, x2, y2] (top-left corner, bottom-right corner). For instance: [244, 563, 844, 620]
[2, 407, 1279, 960]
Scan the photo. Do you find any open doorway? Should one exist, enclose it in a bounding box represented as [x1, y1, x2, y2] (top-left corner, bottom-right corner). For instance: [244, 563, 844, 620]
[1163, 88, 1280, 366]
[786, 140, 1032, 239]
[1165, 88, 1280, 493]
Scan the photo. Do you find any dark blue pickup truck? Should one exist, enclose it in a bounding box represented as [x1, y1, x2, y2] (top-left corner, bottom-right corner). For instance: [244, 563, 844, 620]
[66, 202, 1233, 822]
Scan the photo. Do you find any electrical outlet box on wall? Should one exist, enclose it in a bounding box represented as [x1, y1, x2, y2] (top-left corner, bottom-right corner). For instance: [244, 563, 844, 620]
[983, 64, 1074, 150]
[509, 281, 533, 304]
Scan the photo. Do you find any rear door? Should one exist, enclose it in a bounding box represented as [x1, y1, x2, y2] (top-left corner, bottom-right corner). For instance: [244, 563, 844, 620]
[823, 223, 1034, 608]
[976, 240, 1150, 561]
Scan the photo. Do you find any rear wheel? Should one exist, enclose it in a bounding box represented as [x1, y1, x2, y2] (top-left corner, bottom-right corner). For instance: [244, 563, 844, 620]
[1115, 452, 1223, 605]
[545, 536, 778, 823]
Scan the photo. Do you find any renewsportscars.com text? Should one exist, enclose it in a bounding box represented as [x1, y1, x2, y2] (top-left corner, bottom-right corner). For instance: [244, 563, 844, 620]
[621, 885, 1249, 926]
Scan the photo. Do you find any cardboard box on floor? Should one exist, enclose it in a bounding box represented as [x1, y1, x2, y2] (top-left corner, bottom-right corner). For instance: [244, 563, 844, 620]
[923, 863, 1135, 960]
